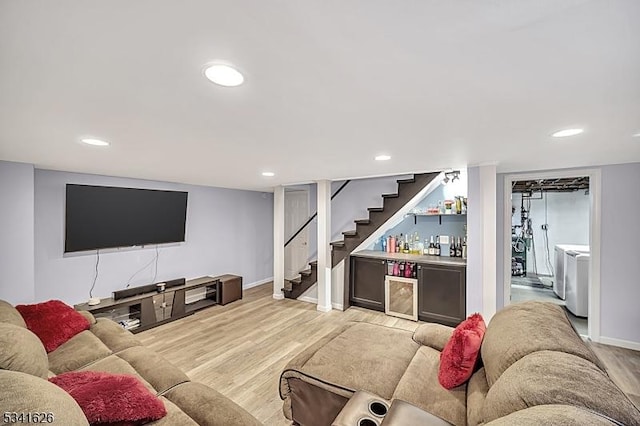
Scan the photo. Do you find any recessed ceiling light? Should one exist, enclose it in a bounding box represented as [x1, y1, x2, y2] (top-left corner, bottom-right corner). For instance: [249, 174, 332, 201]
[262, 172, 275, 177]
[203, 64, 244, 87]
[80, 138, 109, 146]
[552, 128, 584, 138]
[375, 155, 391, 161]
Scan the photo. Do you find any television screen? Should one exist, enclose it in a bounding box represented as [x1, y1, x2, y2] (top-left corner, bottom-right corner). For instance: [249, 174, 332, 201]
[65, 184, 188, 253]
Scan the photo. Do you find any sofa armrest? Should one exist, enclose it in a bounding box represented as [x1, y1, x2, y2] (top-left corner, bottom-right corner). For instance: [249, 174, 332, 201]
[412, 323, 454, 351]
[78, 310, 96, 326]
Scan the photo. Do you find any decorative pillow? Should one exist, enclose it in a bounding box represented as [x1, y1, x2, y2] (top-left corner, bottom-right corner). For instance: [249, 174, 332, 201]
[49, 371, 167, 425]
[16, 300, 90, 353]
[438, 313, 486, 389]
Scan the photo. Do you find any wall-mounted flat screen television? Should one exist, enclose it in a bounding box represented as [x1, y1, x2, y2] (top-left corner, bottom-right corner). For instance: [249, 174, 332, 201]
[65, 184, 188, 253]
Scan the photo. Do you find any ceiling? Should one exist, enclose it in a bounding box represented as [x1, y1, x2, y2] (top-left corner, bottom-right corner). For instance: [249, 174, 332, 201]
[1, 0, 639, 191]
[512, 177, 589, 193]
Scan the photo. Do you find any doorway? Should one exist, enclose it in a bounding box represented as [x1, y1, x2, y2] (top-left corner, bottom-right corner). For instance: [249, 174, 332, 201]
[503, 169, 601, 340]
[284, 190, 309, 280]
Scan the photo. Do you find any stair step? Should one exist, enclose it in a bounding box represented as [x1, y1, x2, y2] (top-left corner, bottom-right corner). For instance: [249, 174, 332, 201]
[382, 193, 399, 199]
[331, 241, 345, 248]
[354, 219, 371, 225]
[397, 177, 416, 184]
[290, 277, 302, 285]
[367, 207, 384, 213]
[300, 268, 312, 276]
[310, 260, 318, 267]
[342, 230, 358, 237]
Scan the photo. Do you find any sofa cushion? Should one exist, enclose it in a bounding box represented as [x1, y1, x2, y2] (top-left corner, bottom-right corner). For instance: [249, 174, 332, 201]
[164, 382, 262, 426]
[49, 371, 167, 425]
[0, 299, 27, 327]
[483, 351, 640, 425]
[412, 323, 454, 351]
[0, 323, 49, 379]
[392, 346, 466, 426]
[16, 300, 90, 352]
[300, 323, 420, 399]
[0, 370, 88, 426]
[48, 330, 112, 374]
[116, 346, 190, 394]
[77, 353, 157, 393]
[90, 318, 142, 353]
[481, 301, 605, 387]
[153, 397, 199, 425]
[484, 404, 622, 425]
[466, 367, 489, 426]
[438, 313, 485, 389]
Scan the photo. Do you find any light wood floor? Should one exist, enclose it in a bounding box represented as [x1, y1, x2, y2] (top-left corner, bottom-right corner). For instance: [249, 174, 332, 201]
[138, 283, 640, 424]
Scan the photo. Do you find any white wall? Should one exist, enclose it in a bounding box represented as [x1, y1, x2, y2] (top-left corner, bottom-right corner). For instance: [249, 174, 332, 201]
[34, 169, 274, 305]
[0, 161, 35, 304]
[511, 191, 589, 275]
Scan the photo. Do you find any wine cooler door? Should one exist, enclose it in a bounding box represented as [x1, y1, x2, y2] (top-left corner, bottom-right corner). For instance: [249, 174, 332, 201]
[384, 276, 418, 321]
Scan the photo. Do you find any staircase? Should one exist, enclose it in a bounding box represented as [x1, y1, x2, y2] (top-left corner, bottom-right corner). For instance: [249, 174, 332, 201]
[283, 172, 439, 299]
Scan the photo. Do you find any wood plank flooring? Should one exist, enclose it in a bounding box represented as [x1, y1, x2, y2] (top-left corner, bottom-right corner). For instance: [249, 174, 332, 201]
[137, 283, 640, 424]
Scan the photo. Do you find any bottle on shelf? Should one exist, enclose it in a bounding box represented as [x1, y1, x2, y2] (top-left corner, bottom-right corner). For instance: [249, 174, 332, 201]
[396, 234, 402, 253]
[403, 234, 410, 254]
[381, 236, 387, 252]
[435, 236, 441, 256]
[413, 232, 420, 255]
[389, 235, 395, 253]
[399, 261, 405, 276]
[455, 237, 462, 258]
[423, 239, 429, 255]
[428, 235, 435, 255]
[404, 262, 413, 278]
[392, 261, 400, 276]
[462, 237, 467, 259]
[449, 236, 456, 257]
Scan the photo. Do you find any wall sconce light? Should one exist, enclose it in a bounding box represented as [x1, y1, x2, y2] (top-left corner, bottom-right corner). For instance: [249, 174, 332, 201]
[443, 170, 460, 185]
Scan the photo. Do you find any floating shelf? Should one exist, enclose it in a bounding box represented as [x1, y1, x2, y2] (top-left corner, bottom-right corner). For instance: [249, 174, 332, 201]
[407, 213, 467, 225]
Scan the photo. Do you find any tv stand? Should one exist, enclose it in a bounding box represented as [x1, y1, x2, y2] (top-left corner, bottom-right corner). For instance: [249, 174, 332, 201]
[74, 275, 242, 333]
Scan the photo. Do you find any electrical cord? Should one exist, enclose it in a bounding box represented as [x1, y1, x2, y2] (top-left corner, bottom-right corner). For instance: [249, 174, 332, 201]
[89, 249, 100, 298]
[151, 245, 159, 283]
[543, 193, 555, 276]
[124, 245, 160, 288]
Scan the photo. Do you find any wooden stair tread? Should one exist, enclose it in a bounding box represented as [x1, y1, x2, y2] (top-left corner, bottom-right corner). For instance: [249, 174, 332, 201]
[367, 207, 384, 212]
[342, 230, 357, 237]
[354, 219, 371, 225]
[397, 178, 416, 184]
[382, 193, 399, 198]
[330, 241, 345, 247]
[300, 269, 312, 276]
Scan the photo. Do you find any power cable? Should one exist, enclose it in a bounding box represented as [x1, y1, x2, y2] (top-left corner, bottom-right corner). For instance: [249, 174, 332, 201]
[89, 249, 100, 298]
[124, 245, 160, 288]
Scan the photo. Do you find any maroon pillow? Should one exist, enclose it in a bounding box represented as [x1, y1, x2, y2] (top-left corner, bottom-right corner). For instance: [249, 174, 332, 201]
[16, 300, 90, 352]
[50, 371, 166, 425]
[438, 313, 486, 389]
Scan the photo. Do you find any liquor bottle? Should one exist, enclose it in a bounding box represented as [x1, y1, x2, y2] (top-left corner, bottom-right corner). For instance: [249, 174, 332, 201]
[449, 236, 456, 257]
[396, 234, 402, 253]
[428, 235, 435, 255]
[404, 262, 413, 278]
[399, 261, 405, 276]
[381, 236, 387, 252]
[455, 237, 462, 257]
[435, 236, 441, 256]
[462, 237, 467, 259]
[414, 232, 420, 255]
[423, 239, 429, 255]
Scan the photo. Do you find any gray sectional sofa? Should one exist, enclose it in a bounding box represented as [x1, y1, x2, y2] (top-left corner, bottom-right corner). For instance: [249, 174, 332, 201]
[0, 300, 261, 426]
[279, 301, 640, 426]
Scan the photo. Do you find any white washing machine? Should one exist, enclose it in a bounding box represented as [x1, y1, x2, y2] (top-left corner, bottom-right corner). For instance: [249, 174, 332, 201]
[553, 244, 589, 300]
[565, 251, 590, 317]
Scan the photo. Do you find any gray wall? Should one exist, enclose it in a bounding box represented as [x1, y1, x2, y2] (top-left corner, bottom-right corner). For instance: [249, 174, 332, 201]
[0, 161, 35, 304]
[600, 163, 640, 344]
[33, 169, 273, 305]
[466, 166, 483, 315]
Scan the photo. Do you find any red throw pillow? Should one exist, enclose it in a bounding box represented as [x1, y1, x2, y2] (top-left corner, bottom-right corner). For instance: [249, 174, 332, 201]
[50, 371, 167, 425]
[16, 300, 90, 352]
[438, 313, 486, 389]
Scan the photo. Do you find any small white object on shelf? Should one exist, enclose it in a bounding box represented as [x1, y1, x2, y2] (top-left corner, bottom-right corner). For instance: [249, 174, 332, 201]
[88, 297, 101, 306]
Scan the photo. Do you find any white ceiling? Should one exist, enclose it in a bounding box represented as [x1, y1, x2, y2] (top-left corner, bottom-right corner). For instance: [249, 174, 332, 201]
[1, 0, 639, 191]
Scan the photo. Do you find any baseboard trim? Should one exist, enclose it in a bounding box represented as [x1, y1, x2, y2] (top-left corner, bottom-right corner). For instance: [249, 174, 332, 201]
[317, 304, 332, 313]
[297, 296, 343, 311]
[272, 293, 284, 300]
[244, 277, 273, 290]
[599, 336, 640, 351]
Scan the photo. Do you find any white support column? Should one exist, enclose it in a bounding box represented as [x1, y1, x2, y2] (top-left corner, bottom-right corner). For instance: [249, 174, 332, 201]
[479, 165, 497, 321]
[273, 186, 285, 299]
[316, 180, 332, 312]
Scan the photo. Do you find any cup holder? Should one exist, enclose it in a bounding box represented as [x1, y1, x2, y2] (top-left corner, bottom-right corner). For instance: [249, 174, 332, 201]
[358, 418, 378, 426]
[368, 401, 388, 417]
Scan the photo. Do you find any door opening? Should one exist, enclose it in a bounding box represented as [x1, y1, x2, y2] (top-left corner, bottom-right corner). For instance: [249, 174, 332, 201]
[503, 170, 601, 341]
[284, 190, 310, 281]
